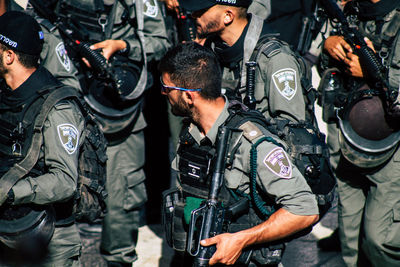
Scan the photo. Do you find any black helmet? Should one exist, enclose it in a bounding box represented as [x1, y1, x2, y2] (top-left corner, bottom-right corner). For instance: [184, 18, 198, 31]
[84, 58, 146, 134]
[0, 205, 55, 251]
[338, 85, 400, 168]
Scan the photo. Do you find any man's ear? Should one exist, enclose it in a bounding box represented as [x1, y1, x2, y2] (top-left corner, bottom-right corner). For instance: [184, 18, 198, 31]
[223, 9, 234, 25]
[4, 49, 15, 65]
[183, 91, 197, 105]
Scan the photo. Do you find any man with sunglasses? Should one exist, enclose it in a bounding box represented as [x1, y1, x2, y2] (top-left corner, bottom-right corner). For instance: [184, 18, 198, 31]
[179, 0, 313, 125]
[159, 42, 319, 266]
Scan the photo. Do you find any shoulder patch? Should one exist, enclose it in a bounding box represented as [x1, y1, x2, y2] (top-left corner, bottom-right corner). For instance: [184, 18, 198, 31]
[239, 121, 263, 142]
[57, 123, 79, 154]
[263, 147, 292, 179]
[55, 42, 71, 72]
[143, 0, 158, 18]
[272, 68, 297, 100]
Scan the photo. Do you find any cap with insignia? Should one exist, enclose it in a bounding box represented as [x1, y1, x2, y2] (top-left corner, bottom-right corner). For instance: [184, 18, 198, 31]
[180, 0, 252, 12]
[0, 11, 44, 55]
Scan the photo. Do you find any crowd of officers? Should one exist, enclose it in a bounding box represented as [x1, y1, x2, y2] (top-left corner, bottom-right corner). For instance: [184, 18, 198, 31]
[0, 0, 399, 266]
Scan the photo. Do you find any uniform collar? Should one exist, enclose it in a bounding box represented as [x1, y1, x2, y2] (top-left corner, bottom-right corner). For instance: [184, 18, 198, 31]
[188, 96, 230, 146]
[0, 66, 60, 108]
[212, 15, 278, 69]
[357, 0, 400, 21]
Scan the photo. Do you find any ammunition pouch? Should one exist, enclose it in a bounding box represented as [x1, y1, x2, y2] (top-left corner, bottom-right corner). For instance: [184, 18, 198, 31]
[317, 68, 347, 123]
[227, 205, 284, 265]
[162, 188, 187, 251]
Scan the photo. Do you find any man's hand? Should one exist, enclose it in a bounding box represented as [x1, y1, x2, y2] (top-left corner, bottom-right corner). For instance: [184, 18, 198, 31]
[200, 232, 246, 265]
[326, 36, 376, 78]
[90, 39, 127, 60]
[324, 35, 352, 61]
[162, 0, 180, 16]
[82, 39, 127, 68]
[343, 52, 363, 77]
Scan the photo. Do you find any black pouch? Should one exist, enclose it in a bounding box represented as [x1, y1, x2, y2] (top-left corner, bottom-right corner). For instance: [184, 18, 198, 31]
[162, 188, 187, 251]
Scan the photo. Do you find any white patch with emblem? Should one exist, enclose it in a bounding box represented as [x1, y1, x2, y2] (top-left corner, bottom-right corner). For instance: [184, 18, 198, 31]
[143, 0, 158, 18]
[263, 147, 292, 179]
[57, 124, 79, 154]
[55, 42, 71, 72]
[272, 68, 297, 101]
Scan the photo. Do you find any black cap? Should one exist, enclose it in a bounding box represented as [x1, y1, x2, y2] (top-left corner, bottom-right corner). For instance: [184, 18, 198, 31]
[0, 11, 44, 55]
[180, 0, 252, 12]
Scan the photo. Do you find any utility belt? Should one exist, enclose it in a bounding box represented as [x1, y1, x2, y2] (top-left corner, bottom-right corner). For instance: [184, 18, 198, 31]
[161, 187, 284, 266]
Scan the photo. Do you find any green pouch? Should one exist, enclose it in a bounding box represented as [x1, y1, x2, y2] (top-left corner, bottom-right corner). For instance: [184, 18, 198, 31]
[184, 196, 205, 225]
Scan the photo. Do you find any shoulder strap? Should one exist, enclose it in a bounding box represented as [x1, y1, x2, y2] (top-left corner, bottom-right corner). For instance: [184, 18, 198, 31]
[0, 87, 81, 205]
[118, 0, 148, 101]
[240, 15, 264, 89]
[249, 36, 283, 62]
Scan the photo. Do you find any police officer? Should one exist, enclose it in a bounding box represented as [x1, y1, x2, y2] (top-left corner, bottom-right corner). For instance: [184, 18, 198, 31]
[0, 11, 83, 266]
[179, 0, 311, 123]
[50, 1, 170, 266]
[318, 0, 400, 265]
[0, 0, 81, 89]
[159, 42, 319, 266]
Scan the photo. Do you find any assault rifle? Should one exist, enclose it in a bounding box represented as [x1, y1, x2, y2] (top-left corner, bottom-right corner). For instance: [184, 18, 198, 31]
[29, 0, 126, 96]
[319, 0, 397, 103]
[296, 0, 327, 55]
[177, 8, 196, 41]
[186, 127, 250, 266]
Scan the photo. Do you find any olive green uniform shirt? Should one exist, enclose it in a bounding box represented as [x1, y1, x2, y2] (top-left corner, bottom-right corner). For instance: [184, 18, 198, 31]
[173, 98, 318, 216]
[215, 17, 307, 122]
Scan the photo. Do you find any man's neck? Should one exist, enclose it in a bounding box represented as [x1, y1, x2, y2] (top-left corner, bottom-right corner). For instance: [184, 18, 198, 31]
[4, 67, 37, 90]
[194, 96, 226, 135]
[219, 17, 248, 47]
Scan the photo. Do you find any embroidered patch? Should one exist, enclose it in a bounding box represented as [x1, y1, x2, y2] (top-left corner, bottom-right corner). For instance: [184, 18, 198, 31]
[272, 68, 297, 101]
[57, 124, 79, 154]
[55, 42, 71, 72]
[263, 147, 292, 179]
[143, 0, 158, 18]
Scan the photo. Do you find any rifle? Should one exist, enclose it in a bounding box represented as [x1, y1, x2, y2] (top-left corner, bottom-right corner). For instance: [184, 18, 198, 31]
[29, 0, 126, 96]
[296, 0, 327, 55]
[176, 7, 196, 42]
[186, 127, 251, 266]
[319, 0, 398, 103]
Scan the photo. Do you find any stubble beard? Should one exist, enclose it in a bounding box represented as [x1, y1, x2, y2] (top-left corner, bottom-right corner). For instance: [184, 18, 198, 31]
[171, 94, 192, 117]
[196, 17, 221, 40]
[0, 51, 6, 77]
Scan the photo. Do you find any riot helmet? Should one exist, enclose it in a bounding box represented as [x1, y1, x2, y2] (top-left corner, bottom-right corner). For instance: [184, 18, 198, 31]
[0, 205, 55, 256]
[83, 56, 145, 134]
[338, 84, 400, 168]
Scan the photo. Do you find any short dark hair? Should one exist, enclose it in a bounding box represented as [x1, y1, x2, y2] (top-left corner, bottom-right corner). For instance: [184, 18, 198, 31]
[0, 43, 40, 68]
[158, 42, 222, 100]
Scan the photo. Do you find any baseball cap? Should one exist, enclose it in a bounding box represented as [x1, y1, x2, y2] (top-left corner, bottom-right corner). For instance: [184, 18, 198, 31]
[180, 0, 252, 12]
[0, 11, 44, 55]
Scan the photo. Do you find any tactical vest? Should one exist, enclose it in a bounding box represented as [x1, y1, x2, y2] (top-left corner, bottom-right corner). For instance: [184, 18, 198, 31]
[0, 86, 75, 225]
[53, 0, 149, 136]
[0, 90, 49, 178]
[57, 0, 118, 41]
[168, 106, 286, 265]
